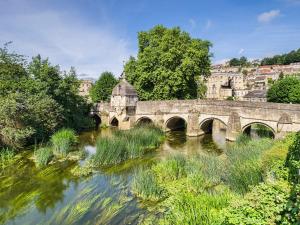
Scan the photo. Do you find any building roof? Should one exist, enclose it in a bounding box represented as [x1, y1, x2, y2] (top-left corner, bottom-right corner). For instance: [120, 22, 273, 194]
[244, 90, 267, 99]
[111, 79, 138, 96]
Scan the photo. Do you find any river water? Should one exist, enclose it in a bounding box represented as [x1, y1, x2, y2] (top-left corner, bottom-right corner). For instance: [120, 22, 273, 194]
[0, 129, 227, 225]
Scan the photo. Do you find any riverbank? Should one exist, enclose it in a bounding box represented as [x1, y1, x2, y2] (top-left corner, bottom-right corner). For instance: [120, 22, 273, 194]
[0, 127, 299, 224]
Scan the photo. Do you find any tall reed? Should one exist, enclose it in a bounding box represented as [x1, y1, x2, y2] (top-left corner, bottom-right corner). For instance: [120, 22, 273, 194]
[51, 129, 78, 157]
[91, 125, 164, 167]
[34, 147, 54, 167]
[132, 169, 166, 201]
[225, 138, 273, 194]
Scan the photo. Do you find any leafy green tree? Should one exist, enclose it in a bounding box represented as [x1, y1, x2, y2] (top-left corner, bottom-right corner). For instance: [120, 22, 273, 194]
[261, 48, 300, 65]
[0, 44, 93, 149]
[267, 76, 300, 103]
[124, 25, 212, 100]
[89, 71, 117, 102]
[28, 56, 93, 130]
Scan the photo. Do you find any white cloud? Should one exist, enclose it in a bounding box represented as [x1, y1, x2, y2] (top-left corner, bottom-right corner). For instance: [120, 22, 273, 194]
[0, 2, 134, 79]
[189, 18, 196, 29]
[257, 10, 281, 23]
[238, 48, 245, 55]
[205, 20, 212, 29]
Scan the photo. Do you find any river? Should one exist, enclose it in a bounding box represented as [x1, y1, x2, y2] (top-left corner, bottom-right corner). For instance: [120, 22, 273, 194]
[0, 128, 227, 225]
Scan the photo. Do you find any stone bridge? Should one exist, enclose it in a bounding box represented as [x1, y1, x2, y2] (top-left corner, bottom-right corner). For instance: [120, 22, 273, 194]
[93, 99, 300, 141]
[91, 78, 300, 141]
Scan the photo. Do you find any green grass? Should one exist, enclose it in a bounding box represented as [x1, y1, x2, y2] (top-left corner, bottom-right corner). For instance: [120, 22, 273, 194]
[132, 169, 166, 202]
[153, 154, 187, 182]
[162, 191, 232, 225]
[0, 148, 15, 168]
[90, 125, 164, 167]
[51, 129, 78, 157]
[91, 137, 127, 166]
[34, 147, 54, 167]
[225, 138, 274, 194]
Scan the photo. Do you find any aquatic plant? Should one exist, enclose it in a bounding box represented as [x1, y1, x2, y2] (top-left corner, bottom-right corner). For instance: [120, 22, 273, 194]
[34, 147, 54, 166]
[162, 191, 231, 225]
[91, 125, 164, 167]
[235, 133, 250, 145]
[0, 148, 15, 167]
[132, 169, 167, 201]
[153, 154, 187, 182]
[225, 138, 273, 194]
[70, 165, 93, 177]
[92, 137, 127, 166]
[51, 128, 78, 157]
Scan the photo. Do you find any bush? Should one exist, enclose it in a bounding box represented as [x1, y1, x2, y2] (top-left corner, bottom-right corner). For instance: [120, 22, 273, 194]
[51, 129, 78, 157]
[132, 169, 166, 201]
[34, 147, 54, 166]
[286, 132, 300, 183]
[223, 181, 290, 225]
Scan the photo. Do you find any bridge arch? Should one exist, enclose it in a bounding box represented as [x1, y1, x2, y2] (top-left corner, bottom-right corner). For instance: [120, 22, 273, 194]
[91, 113, 102, 129]
[165, 116, 187, 132]
[136, 116, 154, 125]
[199, 117, 227, 134]
[242, 122, 275, 138]
[110, 117, 119, 127]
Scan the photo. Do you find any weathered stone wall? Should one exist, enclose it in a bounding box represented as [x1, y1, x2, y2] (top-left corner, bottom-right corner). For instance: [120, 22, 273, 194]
[96, 99, 300, 140]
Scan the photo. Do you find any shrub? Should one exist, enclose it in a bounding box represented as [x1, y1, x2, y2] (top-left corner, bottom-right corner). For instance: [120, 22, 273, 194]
[286, 132, 300, 183]
[132, 169, 166, 201]
[51, 129, 78, 157]
[223, 181, 290, 225]
[34, 147, 54, 166]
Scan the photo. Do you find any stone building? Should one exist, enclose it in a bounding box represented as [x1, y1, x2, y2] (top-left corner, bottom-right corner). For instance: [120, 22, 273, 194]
[79, 79, 93, 97]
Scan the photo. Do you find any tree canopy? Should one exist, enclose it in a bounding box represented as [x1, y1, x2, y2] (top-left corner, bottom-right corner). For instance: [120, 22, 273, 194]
[267, 76, 300, 104]
[261, 48, 300, 65]
[0, 44, 92, 149]
[229, 56, 249, 67]
[124, 25, 212, 100]
[89, 71, 118, 102]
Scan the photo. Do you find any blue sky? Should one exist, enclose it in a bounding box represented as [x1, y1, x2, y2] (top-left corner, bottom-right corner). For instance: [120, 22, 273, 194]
[1, 0, 300, 79]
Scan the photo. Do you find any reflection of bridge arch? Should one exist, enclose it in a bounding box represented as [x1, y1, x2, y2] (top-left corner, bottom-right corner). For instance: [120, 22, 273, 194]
[165, 116, 187, 131]
[136, 116, 153, 125]
[242, 122, 276, 138]
[110, 117, 119, 127]
[199, 117, 227, 134]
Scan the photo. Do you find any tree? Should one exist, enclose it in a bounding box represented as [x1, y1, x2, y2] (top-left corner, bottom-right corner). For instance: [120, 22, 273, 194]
[229, 56, 249, 67]
[89, 72, 118, 102]
[124, 25, 212, 100]
[0, 44, 93, 149]
[267, 76, 300, 103]
[261, 48, 300, 65]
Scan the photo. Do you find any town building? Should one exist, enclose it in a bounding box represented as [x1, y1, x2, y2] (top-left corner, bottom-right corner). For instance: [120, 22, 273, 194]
[205, 62, 300, 101]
